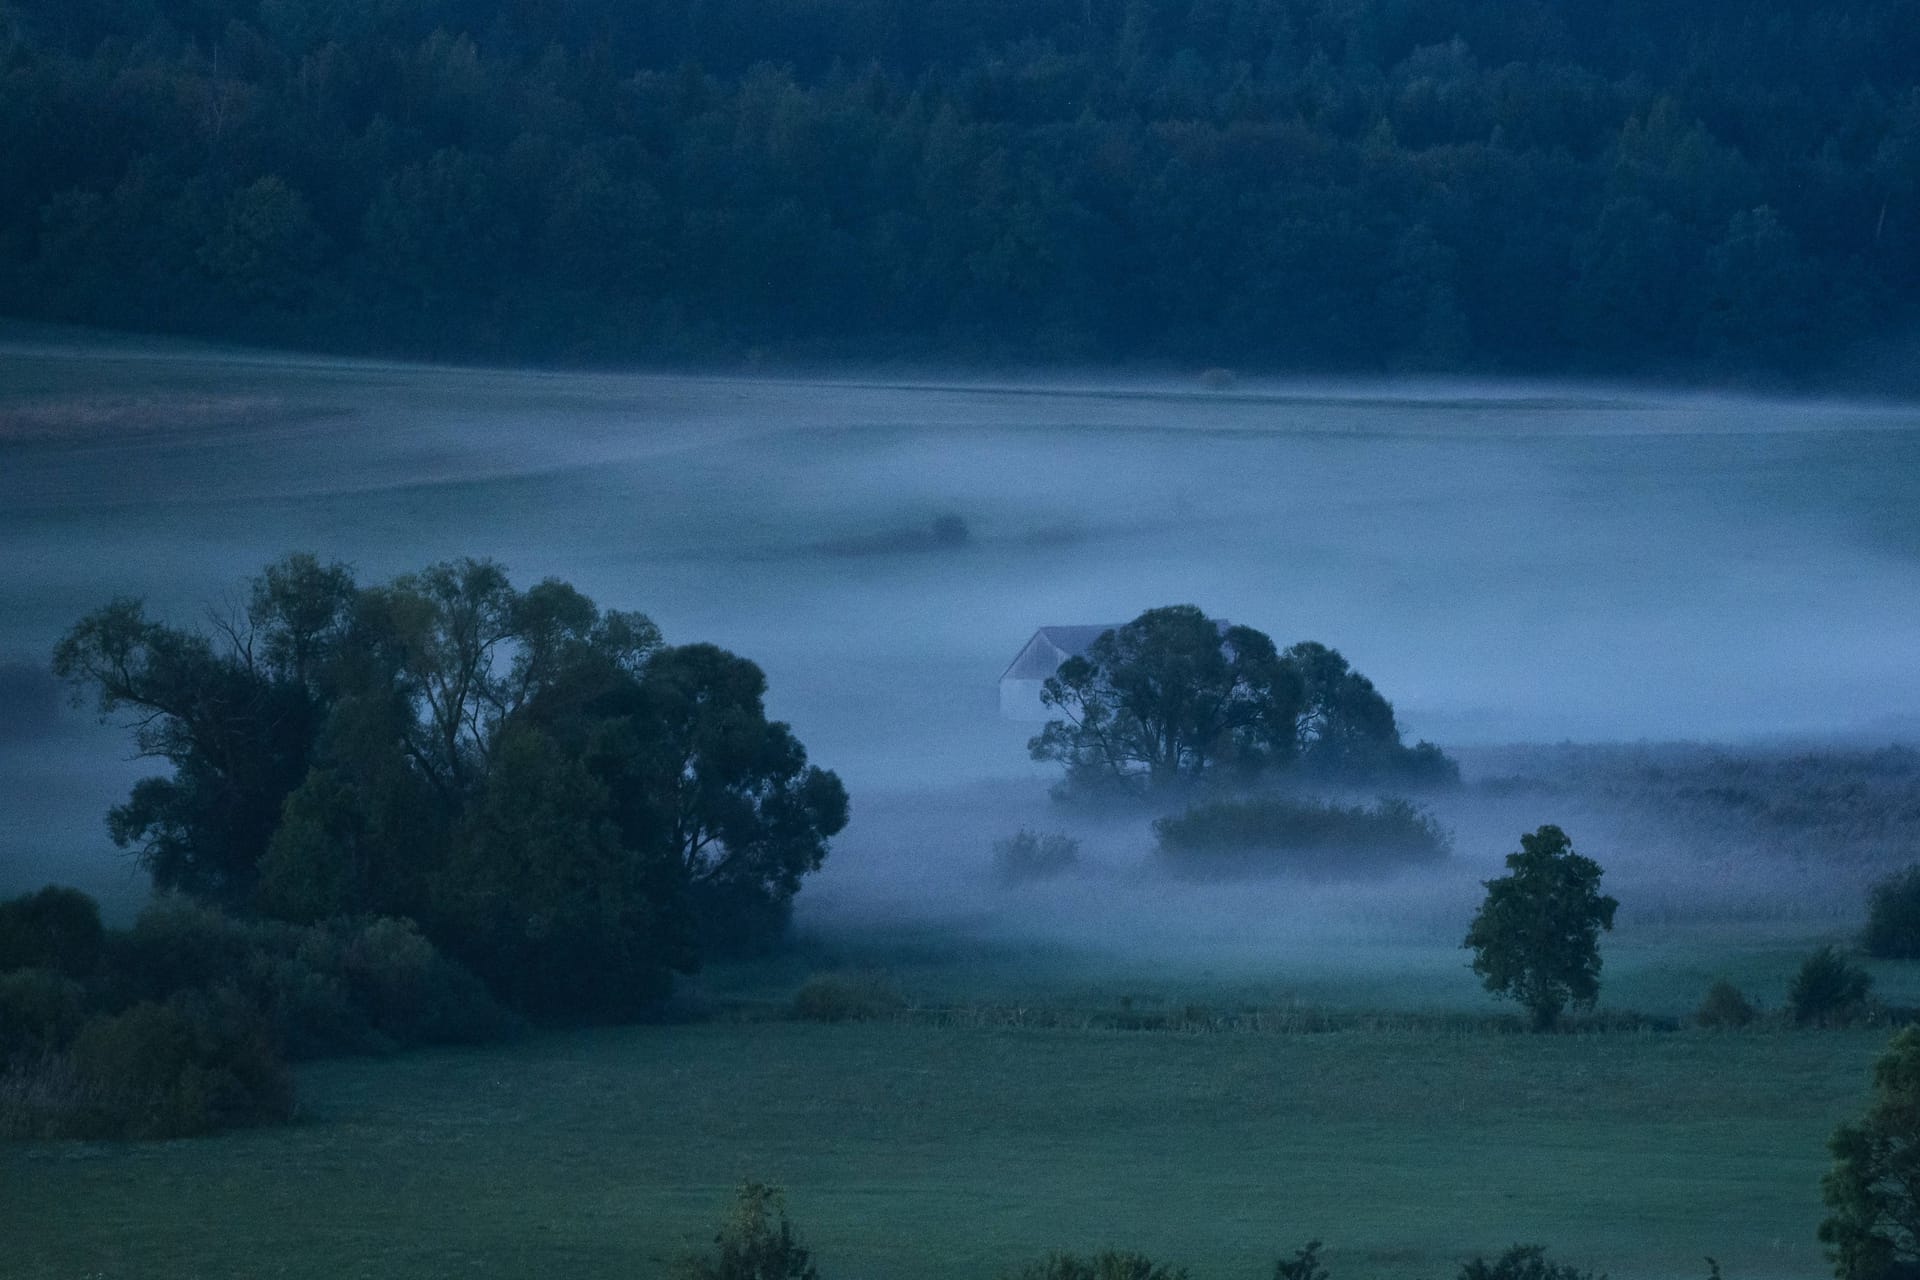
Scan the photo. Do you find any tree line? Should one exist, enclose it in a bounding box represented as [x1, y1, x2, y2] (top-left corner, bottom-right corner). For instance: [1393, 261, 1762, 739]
[0, 0, 1915, 379]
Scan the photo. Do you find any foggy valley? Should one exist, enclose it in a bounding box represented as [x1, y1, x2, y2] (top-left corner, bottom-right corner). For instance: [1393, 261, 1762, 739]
[5, 0, 1920, 1273]
[7, 332, 1920, 958]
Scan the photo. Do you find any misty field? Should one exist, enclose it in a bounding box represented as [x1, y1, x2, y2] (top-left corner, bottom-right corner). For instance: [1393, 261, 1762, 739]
[9, 334, 1920, 1278]
[0, 1014, 1882, 1280]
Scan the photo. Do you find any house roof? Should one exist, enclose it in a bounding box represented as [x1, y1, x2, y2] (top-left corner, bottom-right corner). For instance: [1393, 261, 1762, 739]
[999, 618, 1234, 682]
[1000, 625, 1119, 682]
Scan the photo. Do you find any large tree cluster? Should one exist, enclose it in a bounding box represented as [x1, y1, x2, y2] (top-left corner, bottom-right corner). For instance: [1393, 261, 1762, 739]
[53, 555, 847, 1018]
[1029, 605, 1453, 796]
[0, 0, 1914, 378]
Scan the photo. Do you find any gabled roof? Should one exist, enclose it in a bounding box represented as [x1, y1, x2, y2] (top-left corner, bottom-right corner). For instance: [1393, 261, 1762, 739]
[1000, 618, 1234, 682]
[1000, 625, 1119, 681]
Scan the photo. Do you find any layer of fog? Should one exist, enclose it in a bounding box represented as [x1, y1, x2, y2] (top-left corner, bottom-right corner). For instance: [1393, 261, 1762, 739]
[5, 330, 1919, 953]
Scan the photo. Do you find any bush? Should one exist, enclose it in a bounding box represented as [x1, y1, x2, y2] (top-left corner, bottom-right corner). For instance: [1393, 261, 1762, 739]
[992, 829, 1081, 886]
[0, 969, 86, 1066]
[1695, 979, 1758, 1029]
[673, 1182, 819, 1280]
[325, 917, 517, 1047]
[1154, 796, 1450, 876]
[790, 973, 907, 1023]
[60, 989, 294, 1139]
[1457, 1246, 1599, 1280]
[102, 899, 511, 1060]
[1865, 866, 1920, 959]
[1790, 946, 1875, 1028]
[0, 886, 105, 977]
[1274, 1241, 1330, 1280]
[1004, 1253, 1189, 1280]
[105, 897, 268, 1003]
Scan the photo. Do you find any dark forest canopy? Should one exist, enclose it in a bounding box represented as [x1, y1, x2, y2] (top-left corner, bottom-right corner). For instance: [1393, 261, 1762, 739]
[0, 0, 1916, 379]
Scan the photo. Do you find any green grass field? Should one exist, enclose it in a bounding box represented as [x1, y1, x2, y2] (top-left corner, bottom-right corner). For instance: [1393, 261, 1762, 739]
[5, 1011, 1886, 1280]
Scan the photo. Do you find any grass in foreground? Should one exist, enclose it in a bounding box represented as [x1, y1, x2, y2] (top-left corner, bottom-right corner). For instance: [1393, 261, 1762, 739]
[5, 1019, 1881, 1280]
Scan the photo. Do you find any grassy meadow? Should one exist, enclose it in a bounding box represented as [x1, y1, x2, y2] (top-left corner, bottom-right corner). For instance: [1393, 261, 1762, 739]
[5, 926, 1907, 1280]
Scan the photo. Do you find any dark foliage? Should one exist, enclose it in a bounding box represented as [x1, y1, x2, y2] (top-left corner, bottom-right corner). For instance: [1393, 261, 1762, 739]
[673, 1183, 820, 1280]
[1273, 1241, 1330, 1280]
[1457, 1246, 1601, 1280]
[1790, 947, 1875, 1029]
[58, 555, 845, 1022]
[1822, 1028, 1920, 1279]
[1694, 979, 1757, 1030]
[0, 885, 104, 977]
[1463, 826, 1618, 1031]
[992, 829, 1081, 886]
[0, 968, 86, 1067]
[1030, 607, 1451, 798]
[1865, 867, 1920, 960]
[1154, 795, 1448, 876]
[790, 973, 907, 1024]
[99, 897, 515, 1059]
[0, 0, 1912, 381]
[24, 989, 297, 1141]
[1004, 1253, 1189, 1280]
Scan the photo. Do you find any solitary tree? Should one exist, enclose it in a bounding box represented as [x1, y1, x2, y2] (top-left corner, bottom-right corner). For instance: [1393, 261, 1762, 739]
[1821, 1027, 1920, 1279]
[1463, 825, 1618, 1030]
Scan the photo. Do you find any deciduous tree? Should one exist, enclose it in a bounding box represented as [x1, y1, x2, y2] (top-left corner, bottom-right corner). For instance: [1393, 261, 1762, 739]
[1463, 825, 1618, 1030]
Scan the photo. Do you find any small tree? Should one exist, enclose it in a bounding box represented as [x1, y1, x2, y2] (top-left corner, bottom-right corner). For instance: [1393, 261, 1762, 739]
[1864, 866, 1920, 959]
[1695, 979, 1758, 1029]
[1274, 1241, 1330, 1280]
[1821, 1027, 1920, 1278]
[1790, 947, 1874, 1029]
[1457, 1246, 1599, 1280]
[1463, 826, 1618, 1030]
[674, 1183, 820, 1280]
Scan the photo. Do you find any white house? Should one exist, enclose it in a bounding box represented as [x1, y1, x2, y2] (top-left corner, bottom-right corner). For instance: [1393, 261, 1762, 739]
[998, 624, 1118, 721]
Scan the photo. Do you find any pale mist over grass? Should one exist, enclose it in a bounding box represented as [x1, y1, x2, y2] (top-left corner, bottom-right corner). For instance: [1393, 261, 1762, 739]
[4, 328, 1919, 992]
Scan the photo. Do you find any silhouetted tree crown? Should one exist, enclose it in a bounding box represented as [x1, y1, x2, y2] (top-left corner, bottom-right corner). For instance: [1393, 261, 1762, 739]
[1822, 1027, 1920, 1280]
[54, 554, 847, 1018]
[1462, 824, 1617, 1031]
[1029, 605, 1452, 795]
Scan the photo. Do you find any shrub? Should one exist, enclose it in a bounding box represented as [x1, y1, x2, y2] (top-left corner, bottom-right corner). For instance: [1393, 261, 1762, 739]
[1695, 979, 1758, 1029]
[1004, 1253, 1189, 1280]
[1457, 1246, 1599, 1280]
[100, 899, 512, 1058]
[1274, 1241, 1330, 1280]
[790, 973, 907, 1023]
[63, 989, 294, 1139]
[1790, 946, 1875, 1028]
[673, 1182, 819, 1280]
[325, 917, 517, 1047]
[1864, 866, 1920, 959]
[1155, 796, 1449, 877]
[0, 969, 86, 1066]
[0, 886, 105, 977]
[0, 1053, 91, 1140]
[993, 829, 1081, 886]
[104, 897, 268, 1003]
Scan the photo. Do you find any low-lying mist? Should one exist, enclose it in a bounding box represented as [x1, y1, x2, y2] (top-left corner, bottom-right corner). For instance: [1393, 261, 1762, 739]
[4, 331, 1919, 965]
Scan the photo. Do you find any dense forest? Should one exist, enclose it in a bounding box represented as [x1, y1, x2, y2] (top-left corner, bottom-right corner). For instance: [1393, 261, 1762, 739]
[0, 0, 1916, 378]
